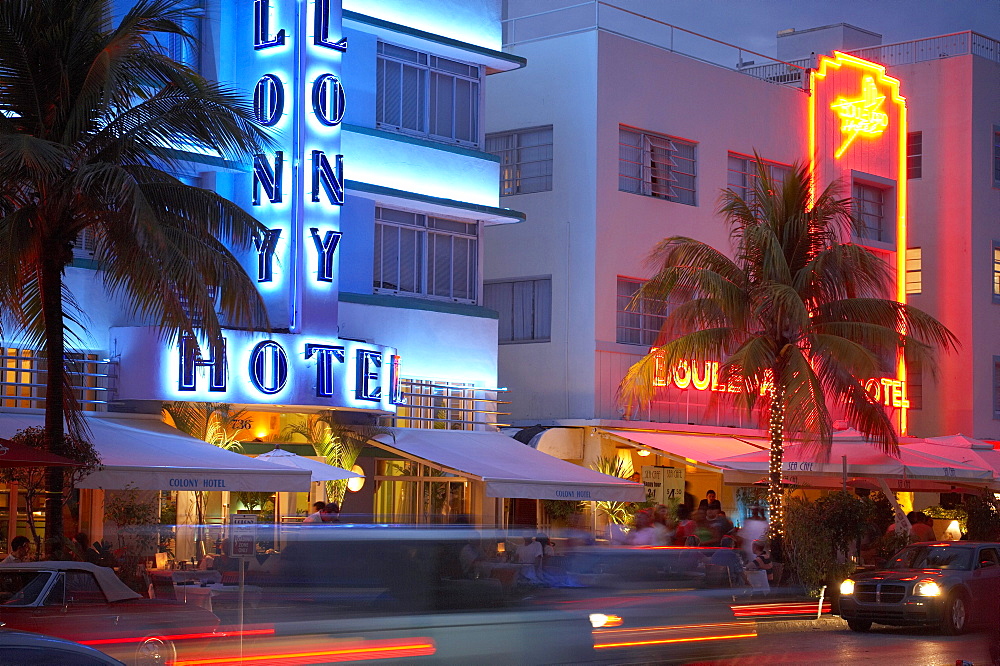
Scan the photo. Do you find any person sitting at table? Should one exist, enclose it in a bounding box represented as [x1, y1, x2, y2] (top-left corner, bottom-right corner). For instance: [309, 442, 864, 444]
[709, 535, 746, 586]
[213, 539, 242, 573]
[459, 533, 485, 578]
[320, 501, 341, 523]
[747, 540, 773, 584]
[516, 536, 543, 565]
[303, 501, 325, 524]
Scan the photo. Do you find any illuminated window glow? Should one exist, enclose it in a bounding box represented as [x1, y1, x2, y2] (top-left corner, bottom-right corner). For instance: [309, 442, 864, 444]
[905, 248, 922, 295]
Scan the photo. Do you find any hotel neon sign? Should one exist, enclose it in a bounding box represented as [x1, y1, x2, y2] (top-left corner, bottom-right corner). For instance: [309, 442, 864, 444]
[808, 51, 909, 429]
[651, 357, 908, 409]
[830, 75, 889, 158]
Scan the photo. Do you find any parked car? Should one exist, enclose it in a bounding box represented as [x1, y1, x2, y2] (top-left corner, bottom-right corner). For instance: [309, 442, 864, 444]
[838, 541, 1000, 634]
[0, 562, 219, 665]
[0, 629, 126, 666]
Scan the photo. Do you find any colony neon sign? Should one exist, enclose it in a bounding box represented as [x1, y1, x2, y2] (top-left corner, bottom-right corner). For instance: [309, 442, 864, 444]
[652, 358, 908, 409]
[251, 0, 345, 289]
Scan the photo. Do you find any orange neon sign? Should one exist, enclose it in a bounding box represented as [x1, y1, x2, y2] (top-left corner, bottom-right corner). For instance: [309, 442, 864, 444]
[651, 357, 907, 409]
[808, 51, 908, 432]
[831, 75, 889, 158]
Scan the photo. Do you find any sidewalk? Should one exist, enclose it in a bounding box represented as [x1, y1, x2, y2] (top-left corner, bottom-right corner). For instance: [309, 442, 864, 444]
[728, 587, 846, 634]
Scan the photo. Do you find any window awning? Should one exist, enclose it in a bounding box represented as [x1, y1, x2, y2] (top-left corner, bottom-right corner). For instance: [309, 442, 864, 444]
[599, 429, 766, 472]
[0, 410, 312, 492]
[374, 429, 644, 502]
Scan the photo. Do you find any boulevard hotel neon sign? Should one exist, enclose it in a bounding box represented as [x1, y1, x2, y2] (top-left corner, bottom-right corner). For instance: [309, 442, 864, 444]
[651, 358, 909, 409]
[166, 0, 398, 409]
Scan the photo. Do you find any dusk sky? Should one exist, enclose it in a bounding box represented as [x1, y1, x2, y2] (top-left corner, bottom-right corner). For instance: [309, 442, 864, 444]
[609, 0, 999, 58]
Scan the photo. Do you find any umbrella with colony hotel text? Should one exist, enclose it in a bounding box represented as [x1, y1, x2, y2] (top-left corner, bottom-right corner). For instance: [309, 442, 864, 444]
[0, 437, 80, 468]
[254, 446, 361, 482]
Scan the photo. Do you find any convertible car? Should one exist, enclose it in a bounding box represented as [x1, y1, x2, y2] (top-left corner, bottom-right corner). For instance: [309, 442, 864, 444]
[0, 561, 219, 665]
[839, 541, 1000, 634]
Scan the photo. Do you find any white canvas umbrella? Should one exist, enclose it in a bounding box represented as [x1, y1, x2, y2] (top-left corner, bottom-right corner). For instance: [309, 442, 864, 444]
[255, 447, 360, 482]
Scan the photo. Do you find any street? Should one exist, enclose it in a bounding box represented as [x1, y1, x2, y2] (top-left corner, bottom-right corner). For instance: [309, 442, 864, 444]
[699, 624, 993, 665]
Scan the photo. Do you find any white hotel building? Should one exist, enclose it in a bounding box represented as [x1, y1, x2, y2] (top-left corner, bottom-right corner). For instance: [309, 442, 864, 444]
[0, 0, 640, 547]
[484, 2, 1000, 516]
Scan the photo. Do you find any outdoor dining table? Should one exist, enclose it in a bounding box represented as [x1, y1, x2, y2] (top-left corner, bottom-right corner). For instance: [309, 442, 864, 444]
[175, 582, 263, 612]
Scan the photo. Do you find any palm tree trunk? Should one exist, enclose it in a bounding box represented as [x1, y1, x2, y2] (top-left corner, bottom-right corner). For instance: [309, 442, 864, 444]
[767, 385, 785, 563]
[41, 249, 67, 553]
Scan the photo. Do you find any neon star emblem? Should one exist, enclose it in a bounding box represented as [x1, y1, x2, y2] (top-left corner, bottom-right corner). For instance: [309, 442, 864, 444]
[830, 75, 889, 158]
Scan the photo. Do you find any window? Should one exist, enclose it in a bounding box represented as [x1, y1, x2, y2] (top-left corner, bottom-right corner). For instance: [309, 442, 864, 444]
[72, 228, 97, 260]
[377, 42, 480, 147]
[727, 153, 790, 203]
[853, 182, 887, 243]
[616, 277, 687, 346]
[906, 355, 922, 411]
[483, 277, 551, 343]
[905, 247, 922, 295]
[619, 126, 696, 205]
[994, 356, 1000, 419]
[907, 132, 922, 179]
[994, 242, 1000, 303]
[485, 126, 553, 195]
[373, 207, 478, 303]
[994, 128, 1000, 186]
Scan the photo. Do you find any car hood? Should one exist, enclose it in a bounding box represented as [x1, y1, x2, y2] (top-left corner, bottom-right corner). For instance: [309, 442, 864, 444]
[852, 569, 950, 583]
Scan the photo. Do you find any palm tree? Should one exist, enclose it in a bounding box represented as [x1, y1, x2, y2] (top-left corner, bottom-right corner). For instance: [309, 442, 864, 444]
[617, 157, 956, 556]
[0, 0, 271, 546]
[282, 413, 391, 506]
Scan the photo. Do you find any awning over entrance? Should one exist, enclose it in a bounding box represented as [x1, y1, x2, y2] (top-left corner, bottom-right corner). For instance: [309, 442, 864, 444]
[374, 429, 644, 502]
[600, 429, 766, 472]
[0, 410, 312, 492]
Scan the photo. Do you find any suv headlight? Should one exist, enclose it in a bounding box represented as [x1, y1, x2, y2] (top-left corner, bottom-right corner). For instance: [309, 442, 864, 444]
[840, 579, 855, 595]
[914, 580, 941, 597]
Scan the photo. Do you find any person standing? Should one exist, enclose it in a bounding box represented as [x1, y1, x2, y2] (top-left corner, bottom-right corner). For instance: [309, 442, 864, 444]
[697, 490, 722, 512]
[739, 506, 769, 562]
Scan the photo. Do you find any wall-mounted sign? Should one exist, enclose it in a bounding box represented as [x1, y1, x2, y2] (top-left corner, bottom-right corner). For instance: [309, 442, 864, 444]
[642, 466, 684, 504]
[112, 327, 400, 412]
[239, 0, 348, 332]
[651, 355, 908, 409]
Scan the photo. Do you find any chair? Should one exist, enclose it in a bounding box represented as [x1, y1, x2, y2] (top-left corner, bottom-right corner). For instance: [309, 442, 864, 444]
[685, 535, 700, 547]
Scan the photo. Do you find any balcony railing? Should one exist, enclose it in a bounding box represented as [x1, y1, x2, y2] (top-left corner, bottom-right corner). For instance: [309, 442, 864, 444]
[502, 1, 807, 90]
[737, 31, 1000, 87]
[388, 379, 510, 431]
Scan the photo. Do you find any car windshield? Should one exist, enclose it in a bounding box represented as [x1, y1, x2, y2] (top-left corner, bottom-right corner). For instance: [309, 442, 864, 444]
[889, 545, 972, 571]
[0, 571, 53, 606]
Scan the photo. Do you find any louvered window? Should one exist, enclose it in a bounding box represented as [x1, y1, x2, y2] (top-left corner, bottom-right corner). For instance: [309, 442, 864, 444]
[377, 43, 480, 148]
[374, 207, 478, 303]
[619, 126, 696, 205]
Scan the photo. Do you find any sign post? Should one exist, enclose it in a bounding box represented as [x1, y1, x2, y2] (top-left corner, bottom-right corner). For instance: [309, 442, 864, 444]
[229, 514, 257, 658]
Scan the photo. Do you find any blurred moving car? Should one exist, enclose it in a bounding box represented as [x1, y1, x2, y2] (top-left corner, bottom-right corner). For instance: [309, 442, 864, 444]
[0, 561, 219, 666]
[0, 629, 126, 666]
[186, 525, 756, 665]
[839, 541, 1000, 634]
